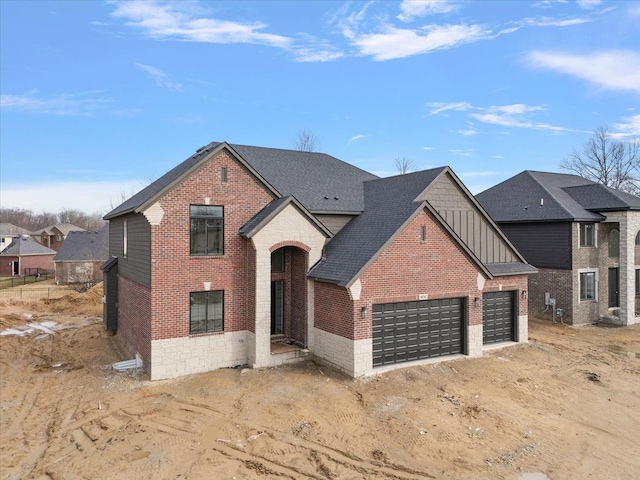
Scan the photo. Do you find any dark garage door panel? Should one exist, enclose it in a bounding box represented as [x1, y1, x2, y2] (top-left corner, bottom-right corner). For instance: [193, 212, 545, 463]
[483, 291, 515, 344]
[372, 298, 464, 367]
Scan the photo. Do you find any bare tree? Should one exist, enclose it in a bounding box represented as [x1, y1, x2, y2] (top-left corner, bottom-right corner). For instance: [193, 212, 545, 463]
[394, 156, 414, 175]
[560, 125, 640, 195]
[294, 129, 320, 152]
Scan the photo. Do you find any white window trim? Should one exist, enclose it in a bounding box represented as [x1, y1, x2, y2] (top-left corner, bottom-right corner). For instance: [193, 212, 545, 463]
[578, 268, 598, 303]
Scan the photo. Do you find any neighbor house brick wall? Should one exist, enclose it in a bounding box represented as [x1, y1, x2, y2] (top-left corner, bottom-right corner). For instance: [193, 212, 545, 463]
[117, 275, 152, 368]
[1, 254, 55, 276]
[149, 149, 275, 341]
[527, 268, 573, 321]
[572, 221, 601, 324]
[55, 261, 103, 284]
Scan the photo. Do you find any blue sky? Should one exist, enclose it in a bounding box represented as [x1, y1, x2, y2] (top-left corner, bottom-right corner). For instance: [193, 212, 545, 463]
[1, 0, 639, 215]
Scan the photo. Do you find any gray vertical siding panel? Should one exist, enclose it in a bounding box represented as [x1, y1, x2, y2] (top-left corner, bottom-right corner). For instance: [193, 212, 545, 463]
[498, 222, 572, 269]
[107, 214, 151, 287]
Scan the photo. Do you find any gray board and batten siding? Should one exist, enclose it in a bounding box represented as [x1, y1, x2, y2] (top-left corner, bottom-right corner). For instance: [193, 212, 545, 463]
[498, 222, 572, 270]
[314, 214, 357, 235]
[422, 172, 519, 265]
[108, 214, 151, 287]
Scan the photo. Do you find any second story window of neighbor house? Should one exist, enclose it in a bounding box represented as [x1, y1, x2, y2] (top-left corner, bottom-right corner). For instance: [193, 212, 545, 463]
[580, 223, 596, 247]
[190, 205, 224, 256]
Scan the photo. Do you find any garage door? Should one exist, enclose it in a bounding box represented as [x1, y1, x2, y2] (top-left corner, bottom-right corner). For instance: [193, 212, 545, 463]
[372, 298, 464, 367]
[482, 291, 515, 344]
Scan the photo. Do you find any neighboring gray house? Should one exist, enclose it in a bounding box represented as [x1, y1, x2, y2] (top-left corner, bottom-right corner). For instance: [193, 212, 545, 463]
[477, 171, 640, 326]
[0, 223, 30, 253]
[54, 226, 109, 284]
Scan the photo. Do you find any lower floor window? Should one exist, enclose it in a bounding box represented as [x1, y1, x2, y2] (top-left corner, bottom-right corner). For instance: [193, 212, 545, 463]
[579, 271, 597, 301]
[190, 290, 224, 334]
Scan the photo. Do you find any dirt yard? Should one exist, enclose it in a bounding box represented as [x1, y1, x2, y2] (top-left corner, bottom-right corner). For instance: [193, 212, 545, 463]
[1, 286, 639, 480]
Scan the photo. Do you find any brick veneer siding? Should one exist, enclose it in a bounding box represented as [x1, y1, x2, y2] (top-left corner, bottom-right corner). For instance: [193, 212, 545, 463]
[312, 209, 529, 376]
[358, 210, 484, 337]
[117, 275, 152, 368]
[290, 247, 308, 345]
[527, 268, 573, 321]
[149, 150, 274, 341]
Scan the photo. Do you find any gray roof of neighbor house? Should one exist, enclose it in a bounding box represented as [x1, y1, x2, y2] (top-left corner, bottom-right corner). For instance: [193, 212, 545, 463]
[309, 168, 447, 286]
[0, 236, 56, 256]
[476, 171, 640, 223]
[32, 223, 85, 236]
[53, 226, 109, 262]
[104, 142, 378, 219]
[0, 223, 30, 236]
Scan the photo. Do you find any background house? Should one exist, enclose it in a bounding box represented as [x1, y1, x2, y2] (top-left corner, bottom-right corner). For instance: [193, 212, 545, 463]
[0, 236, 56, 276]
[54, 226, 109, 285]
[0, 223, 30, 253]
[103, 142, 535, 380]
[477, 170, 640, 326]
[31, 223, 85, 251]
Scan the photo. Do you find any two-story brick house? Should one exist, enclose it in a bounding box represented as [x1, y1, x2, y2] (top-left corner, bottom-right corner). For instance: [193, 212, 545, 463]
[103, 142, 535, 380]
[477, 171, 640, 326]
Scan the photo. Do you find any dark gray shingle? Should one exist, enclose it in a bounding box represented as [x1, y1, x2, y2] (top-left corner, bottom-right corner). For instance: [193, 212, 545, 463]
[309, 168, 445, 286]
[53, 226, 109, 262]
[0, 237, 56, 256]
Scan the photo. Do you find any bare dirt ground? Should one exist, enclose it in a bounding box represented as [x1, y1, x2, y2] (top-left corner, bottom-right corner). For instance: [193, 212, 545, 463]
[1, 286, 639, 480]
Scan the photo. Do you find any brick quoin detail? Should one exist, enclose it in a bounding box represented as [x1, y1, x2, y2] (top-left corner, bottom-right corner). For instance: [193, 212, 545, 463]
[149, 149, 274, 341]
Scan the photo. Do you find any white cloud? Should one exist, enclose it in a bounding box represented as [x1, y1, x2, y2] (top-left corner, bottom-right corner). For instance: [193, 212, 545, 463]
[348, 134, 367, 144]
[612, 114, 640, 138]
[523, 16, 591, 27]
[450, 149, 474, 157]
[135, 63, 183, 91]
[577, 0, 602, 9]
[458, 128, 478, 136]
[527, 50, 640, 94]
[422, 146, 435, 150]
[0, 90, 113, 115]
[397, 1, 457, 22]
[292, 47, 344, 63]
[111, 1, 291, 47]
[426, 101, 473, 115]
[0, 180, 145, 214]
[351, 23, 489, 61]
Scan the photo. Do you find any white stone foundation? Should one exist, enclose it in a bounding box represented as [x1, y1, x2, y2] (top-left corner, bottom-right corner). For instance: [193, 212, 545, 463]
[517, 315, 528, 343]
[467, 323, 483, 357]
[150, 331, 248, 380]
[312, 327, 372, 377]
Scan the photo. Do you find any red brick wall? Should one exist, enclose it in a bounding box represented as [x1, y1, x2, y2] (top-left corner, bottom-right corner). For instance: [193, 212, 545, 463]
[1, 254, 55, 276]
[117, 275, 152, 366]
[150, 149, 275, 340]
[290, 248, 308, 345]
[358, 210, 484, 336]
[484, 275, 529, 317]
[314, 281, 356, 339]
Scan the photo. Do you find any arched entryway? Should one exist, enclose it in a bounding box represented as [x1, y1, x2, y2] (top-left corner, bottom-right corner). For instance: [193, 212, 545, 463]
[270, 245, 308, 348]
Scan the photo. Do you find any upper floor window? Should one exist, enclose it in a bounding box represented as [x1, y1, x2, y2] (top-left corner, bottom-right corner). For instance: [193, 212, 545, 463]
[190, 205, 223, 255]
[608, 229, 619, 258]
[190, 290, 224, 334]
[579, 223, 596, 247]
[635, 231, 640, 246]
[123, 219, 128, 258]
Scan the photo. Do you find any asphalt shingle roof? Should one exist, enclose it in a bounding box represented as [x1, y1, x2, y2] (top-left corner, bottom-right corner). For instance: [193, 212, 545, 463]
[32, 223, 85, 236]
[0, 237, 56, 256]
[309, 168, 445, 286]
[0, 223, 30, 236]
[105, 142, 378, 219]
[53, 226, 109, 262]
[476, 171, 609, 222]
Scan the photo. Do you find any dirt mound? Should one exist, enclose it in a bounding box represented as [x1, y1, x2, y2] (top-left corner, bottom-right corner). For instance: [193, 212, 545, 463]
[36, 282, 103, 315]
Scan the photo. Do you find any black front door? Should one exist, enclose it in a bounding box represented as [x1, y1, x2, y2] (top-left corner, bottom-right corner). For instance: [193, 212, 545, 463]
[609, 268, 620, 308]
[271, 280, 284, 335]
